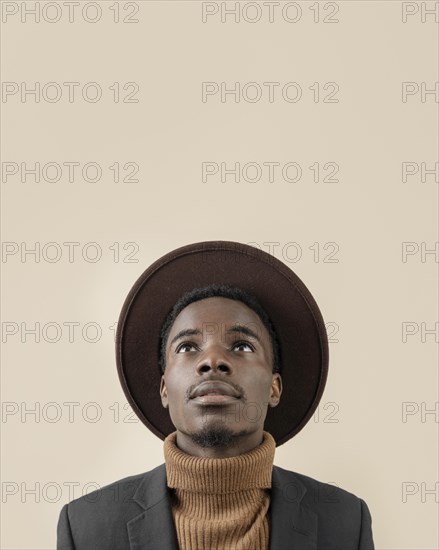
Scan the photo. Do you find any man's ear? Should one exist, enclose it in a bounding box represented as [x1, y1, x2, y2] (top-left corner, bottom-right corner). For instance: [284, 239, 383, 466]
[268, 373, 282, 408]
[160, 375, 169, 409]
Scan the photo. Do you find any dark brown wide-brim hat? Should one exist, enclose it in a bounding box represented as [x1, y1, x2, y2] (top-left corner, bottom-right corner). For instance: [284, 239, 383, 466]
[116, 240, 329, 447]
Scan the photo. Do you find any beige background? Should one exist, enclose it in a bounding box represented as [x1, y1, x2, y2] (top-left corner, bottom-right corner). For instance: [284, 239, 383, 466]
[1, 1, 438, 548]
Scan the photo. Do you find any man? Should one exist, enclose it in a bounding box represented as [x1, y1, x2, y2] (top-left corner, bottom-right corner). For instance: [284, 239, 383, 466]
[57, 240, 375, 549]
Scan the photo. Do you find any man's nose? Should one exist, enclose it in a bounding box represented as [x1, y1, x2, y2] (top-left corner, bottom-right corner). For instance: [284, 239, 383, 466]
[195, 346, 232, 375]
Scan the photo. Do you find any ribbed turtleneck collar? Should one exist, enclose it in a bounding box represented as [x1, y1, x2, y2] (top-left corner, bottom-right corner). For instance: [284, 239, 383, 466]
[163, 431, 276, 493]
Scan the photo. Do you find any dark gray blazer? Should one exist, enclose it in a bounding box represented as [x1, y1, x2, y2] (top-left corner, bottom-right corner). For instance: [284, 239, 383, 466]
[57, 463, 375, 550]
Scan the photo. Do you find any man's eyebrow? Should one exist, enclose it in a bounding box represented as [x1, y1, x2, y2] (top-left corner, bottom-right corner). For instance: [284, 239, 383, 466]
[226, 325, 261, 343]
[169, 328, 202, 346]
[169, 325, 261, 346]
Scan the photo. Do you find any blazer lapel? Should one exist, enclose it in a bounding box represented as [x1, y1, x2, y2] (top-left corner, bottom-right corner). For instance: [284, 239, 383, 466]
[127, 464, 179, 550]
[269, 466, 318, 550]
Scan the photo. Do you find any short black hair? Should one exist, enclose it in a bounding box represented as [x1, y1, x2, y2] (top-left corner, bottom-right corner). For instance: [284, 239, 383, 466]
[158, 283, 280, 375]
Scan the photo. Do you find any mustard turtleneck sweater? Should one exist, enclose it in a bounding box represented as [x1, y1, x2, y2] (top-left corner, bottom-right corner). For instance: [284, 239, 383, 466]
[163, 430, 276, 550]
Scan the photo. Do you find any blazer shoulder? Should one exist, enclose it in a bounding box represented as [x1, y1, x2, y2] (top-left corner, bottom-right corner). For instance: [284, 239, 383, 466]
[273, 464, 369, 507]
[272, 466, 374, 549]
[66, 464, 164, 517]
[58, 465, 165, 548]
[69, 470, 144, 505]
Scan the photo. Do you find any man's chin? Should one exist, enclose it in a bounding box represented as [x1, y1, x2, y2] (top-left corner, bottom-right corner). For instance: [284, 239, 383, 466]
[189, 424, 249, 448]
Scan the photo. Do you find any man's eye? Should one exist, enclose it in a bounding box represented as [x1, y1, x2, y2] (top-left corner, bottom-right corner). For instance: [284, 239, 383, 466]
[233, 341, 254, 352]
[176, 342, 197, 353]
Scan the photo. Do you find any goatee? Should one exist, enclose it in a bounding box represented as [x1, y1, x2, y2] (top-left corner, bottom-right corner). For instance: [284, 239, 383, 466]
[190, 425, 248, 448]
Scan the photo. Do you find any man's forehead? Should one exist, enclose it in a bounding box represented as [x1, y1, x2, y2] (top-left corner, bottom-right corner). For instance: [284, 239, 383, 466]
[167, 297, 268, 341]
[172, 296, 261, 323]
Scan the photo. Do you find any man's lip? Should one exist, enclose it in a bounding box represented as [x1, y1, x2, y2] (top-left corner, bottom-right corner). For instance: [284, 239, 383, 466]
[191, 394, 240, 406]
[190, 381, 241, 399]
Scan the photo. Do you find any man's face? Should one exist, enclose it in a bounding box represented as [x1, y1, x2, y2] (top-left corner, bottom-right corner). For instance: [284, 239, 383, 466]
[160, 297, 282, 451]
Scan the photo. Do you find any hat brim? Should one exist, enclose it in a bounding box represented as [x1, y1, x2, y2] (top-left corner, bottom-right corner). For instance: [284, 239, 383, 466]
[116, 240, 329, 446]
